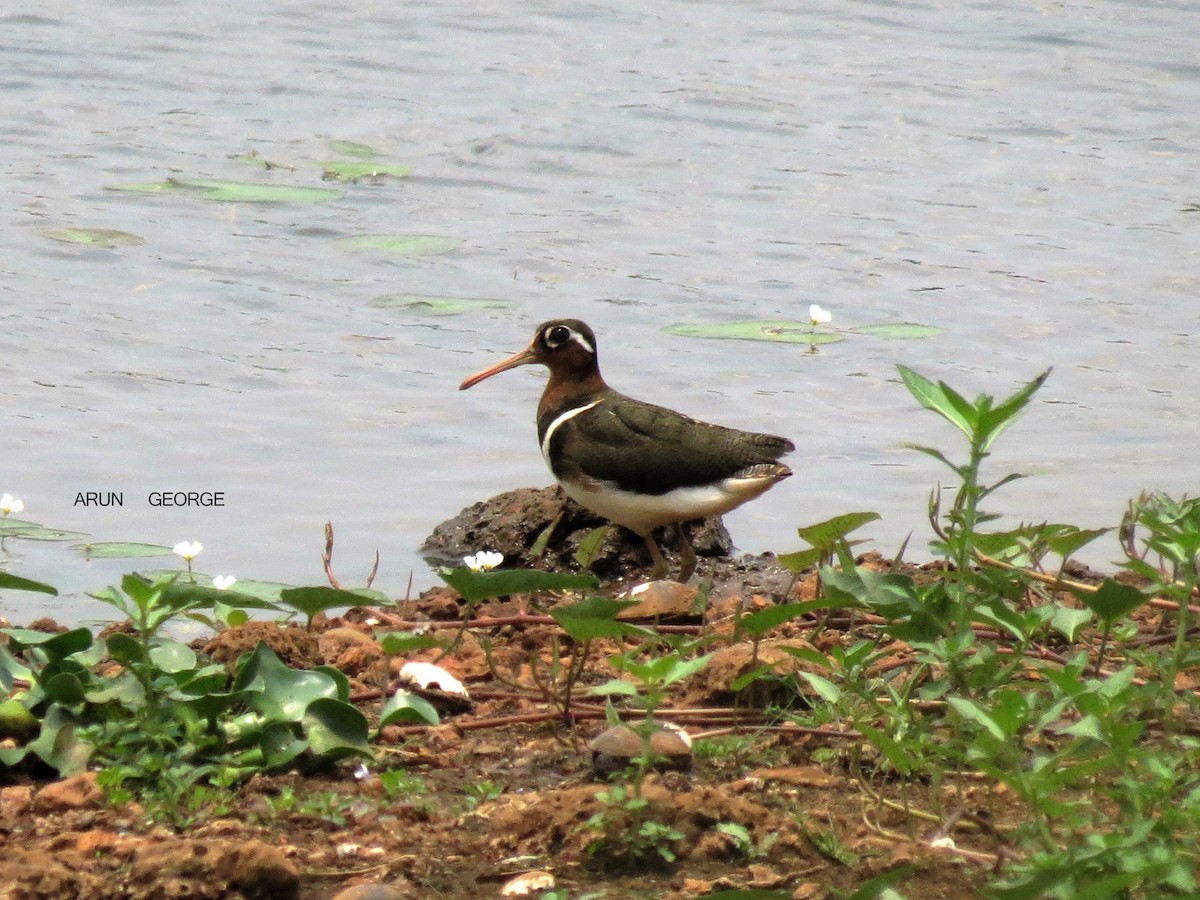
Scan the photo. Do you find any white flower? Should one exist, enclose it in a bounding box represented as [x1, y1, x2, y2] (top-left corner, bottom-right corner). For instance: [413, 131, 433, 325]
[808, 304, 832, 326]
[173, 540, 204, 561]
[211, 575, 237, 590]
[0, 494, 24, 516]
[463, 550, 503, 572]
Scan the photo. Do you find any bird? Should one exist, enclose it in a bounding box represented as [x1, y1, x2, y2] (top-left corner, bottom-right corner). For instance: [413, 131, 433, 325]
[459, 319, 794, 582]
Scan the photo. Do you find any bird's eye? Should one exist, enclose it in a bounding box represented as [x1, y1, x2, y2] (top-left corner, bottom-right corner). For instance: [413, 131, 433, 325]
[546, 325, 571, 347]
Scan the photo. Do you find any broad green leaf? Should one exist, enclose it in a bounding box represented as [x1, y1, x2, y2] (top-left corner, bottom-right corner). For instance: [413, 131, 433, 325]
[335, 234, 462, 256]
[1077, 579, 1145, 624]
[27, 705, 94, 775]
[550, 596, 652, 641]
[368, 294, 507, 314]
[43, 672, 87, 704]
[662, 653, 713, 686]
[302, 697, 372, 759]
[664, 320, 843, 345]
[0, 572, 58, 595]
[0, 698, 38, 739]
[3, 627, 93, 657]
[1042, 525, 1110, 559]
[847, 322, 942, 339]
[587, 678, 640, 698]
[77, 541, 174, 559]
[439, 567, 597, 604]
[278, 586, 378, 620]
[161, 581, 281, 611]
[233, 643, 339, 721]
[148, 639, 197, 674]
[108, 178, 342, 203]
[978, 367, 1052, 453]
[260, 721, 309, 770]
[41, 227, 144, 248]
[378, 688, 440, 728]
[321, 161, 410, 181]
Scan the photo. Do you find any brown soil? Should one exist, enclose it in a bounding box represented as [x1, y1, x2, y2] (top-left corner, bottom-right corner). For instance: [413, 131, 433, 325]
[0, 489, 1085, 899]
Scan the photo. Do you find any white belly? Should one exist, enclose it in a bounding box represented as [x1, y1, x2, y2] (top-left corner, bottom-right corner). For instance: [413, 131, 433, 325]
[558, 473, 779, 537]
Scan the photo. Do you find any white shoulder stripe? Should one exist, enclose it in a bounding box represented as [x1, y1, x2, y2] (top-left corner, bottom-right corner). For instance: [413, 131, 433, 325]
[541, 399, 602, 464]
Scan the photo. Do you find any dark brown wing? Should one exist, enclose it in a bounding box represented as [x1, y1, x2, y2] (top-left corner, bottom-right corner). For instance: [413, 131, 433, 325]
[551, 392, 793, 496]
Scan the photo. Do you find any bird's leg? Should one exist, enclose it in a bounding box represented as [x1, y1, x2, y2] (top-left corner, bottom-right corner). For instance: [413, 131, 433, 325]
[673, 522, 697, 583]
[642, 532, 669, 581]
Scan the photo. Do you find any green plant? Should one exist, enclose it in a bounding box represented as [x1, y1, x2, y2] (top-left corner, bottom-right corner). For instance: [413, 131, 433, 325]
[584, 784, 685, 868]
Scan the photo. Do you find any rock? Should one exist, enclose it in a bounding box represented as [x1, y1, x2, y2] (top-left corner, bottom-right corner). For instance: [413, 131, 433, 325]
[421, 485, 732, 580]
[331, 884, 409, 899]
[588, 723, 693, 776]
[128, 838, 300, 899]
[33, 771, 104, 813]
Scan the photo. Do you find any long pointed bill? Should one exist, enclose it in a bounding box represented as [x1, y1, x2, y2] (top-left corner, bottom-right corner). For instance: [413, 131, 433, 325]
[459, 344, 540, 390]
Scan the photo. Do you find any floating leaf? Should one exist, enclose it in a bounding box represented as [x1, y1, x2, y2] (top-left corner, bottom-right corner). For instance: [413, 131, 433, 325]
[848, 322, 943, 339]
[322, 161, 410, 182]
[78, 541, 175, 559]
[0, 519, 87, 541]
[108, 178, 342, 203]
[665, 320, 844, 345]
[40, 227, 144, 248]
[327, 140, 378, 159]
[335, 234, 462, 256]
[368, 295, 507, 314]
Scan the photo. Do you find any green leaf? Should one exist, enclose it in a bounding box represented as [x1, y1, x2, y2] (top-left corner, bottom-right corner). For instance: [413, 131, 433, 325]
[847, 322, 943, 339]
[0, 519, 88, 541]
[367, 294, 507, 314]
[233, 643, 339, 721]
[947, 697, 1006, 741]
[321, 161, 410, 181]
[897, 365, 976, 438]
[776, 547, 822, 573]
[573, 525, 609, 570]
[3, 627, 93, 657]
[302, 697, 372, 760]
[977, 367, 1052, 453]
[260, 721, 308, 770]
[1077, 579, 1145, 624]
[439, 567, 597, 604]
[161, 581, 281, 612]
[378, 632, 445, 656]
[148, 639, 197, 674]
[797, 671, 842, 704]
[378, 688, 440, 728]
[334, 233, 462, 255]
[0, 572, 58, 595]
[40, 227, 144, 248]
[108, 178, 342, 203]
[77, 541, 175, 559]
[1049, 605, 1093, 642]
[1042, 525, 1110, 559]
[278, 586, 376, 620]
[550, 596, 653, 641]
[797, 512, 882, 549]
[664, 320, 844, 345]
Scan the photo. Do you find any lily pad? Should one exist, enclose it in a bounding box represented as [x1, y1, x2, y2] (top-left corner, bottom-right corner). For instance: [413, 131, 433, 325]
[322, 161, 410, 182]
[848, 322, 943, 339]
[335, 234, 462, 256]
[665, 320, 844, 346]
[107, 178, 342, 204]
[0, 519, 88, 541]
[78, 541, 175, 559]
[327, 140, 378, 159]
[40, 228, 144, 248]
[368, 295, 507, 315]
